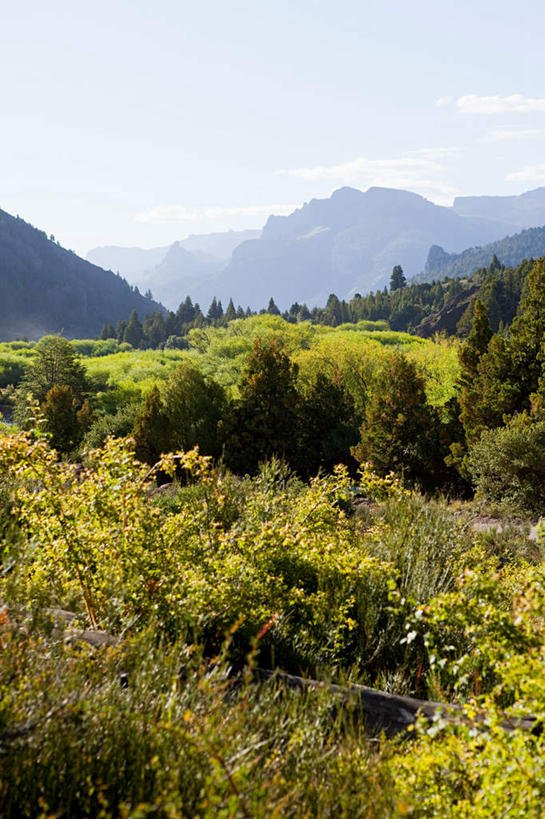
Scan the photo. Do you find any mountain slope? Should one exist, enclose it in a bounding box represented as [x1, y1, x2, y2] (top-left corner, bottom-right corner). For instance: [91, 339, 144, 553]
[208, 187, 518, 309]
[453, 187, 545, 229]
[87, 229, 260, 309]
[86, 187, 545, 313]
[0, 209, 163, 341]
[421, 225, 545, 282]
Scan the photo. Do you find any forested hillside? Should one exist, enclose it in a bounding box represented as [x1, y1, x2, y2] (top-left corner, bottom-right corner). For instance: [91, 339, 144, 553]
[0, 208, 164, 341]
[95, 255, 533, 353]
[421, 225, 545, 282]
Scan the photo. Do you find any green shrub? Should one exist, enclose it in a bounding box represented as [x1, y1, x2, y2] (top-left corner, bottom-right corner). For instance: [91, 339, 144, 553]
[468, 416, 545, 515]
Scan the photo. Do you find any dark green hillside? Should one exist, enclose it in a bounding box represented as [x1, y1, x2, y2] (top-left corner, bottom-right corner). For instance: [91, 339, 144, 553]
[0, 209, 164, 340]
[421, 224, 545, 282]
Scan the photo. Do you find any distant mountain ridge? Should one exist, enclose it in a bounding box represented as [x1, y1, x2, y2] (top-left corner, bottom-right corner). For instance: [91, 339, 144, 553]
[453, 187, 545, 229]
[0, 208, 163, 341]
[87, 229, 260, 309]
[421, 225, 545, 282]
[88, 186, 545, 312]
[202, 187, 518, 309]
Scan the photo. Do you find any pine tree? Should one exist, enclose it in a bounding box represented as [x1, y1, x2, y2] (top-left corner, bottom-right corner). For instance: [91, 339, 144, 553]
[225, 337, 299, 474]
[267, 297, 281, 316]
[100, 322, 115, 340]
[508, 257, 545, 400]
[41, 384, 83, 453]
[224, 299, 236, 323]
[323, 294, 343, 326]
[352, 352, 442, 489]
[390, 265, 406, 291]
[458, 300, 493, 395]
[123, 311, 143, 347]
[176, 296, 195, 327]
[295, 372, 358, 478]
[116, 320, 127, 343]
[143, 312, 167, 348]
[133, 386, 169, 466]
[207, 298, 221, 321]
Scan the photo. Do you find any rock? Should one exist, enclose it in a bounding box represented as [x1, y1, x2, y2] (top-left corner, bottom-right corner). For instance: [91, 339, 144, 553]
[414, 284, 479, 337]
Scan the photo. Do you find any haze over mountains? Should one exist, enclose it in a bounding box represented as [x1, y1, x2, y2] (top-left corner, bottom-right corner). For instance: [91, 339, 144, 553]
[422, 225, 545, 283]
[89, 187, 545, 311]
[87, 230, 260, 310]
[0, 209, 163, 341]
[4, 185, 545, 343]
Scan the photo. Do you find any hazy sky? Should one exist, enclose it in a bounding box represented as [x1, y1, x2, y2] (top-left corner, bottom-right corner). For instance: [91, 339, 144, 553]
[3, 0, 545, 255]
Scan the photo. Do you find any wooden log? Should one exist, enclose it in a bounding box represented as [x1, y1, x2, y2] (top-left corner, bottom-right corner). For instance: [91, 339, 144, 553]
[255, 669, 540, 737]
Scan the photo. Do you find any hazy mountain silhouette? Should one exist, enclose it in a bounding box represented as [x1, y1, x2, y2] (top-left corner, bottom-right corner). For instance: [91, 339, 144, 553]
[421, 224, 545, 283]
[88, 229, 260, 309]
[87, 186, 545, 312]
[0, 208, 163, 341]
[453, 187, 545, 229]
[203, 187, 518, 309]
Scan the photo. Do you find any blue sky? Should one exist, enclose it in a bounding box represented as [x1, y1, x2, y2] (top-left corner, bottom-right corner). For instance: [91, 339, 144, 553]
[3, 0, 545, 254]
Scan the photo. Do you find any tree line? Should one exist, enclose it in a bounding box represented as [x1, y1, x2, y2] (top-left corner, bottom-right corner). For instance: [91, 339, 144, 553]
[102, 255, 534, 350]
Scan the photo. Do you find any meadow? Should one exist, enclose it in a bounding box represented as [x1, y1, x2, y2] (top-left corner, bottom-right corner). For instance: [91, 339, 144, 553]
[0, 316, 460, 409]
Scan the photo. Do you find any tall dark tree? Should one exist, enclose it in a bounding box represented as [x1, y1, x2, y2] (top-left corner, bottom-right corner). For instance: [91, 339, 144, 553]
[295, 372, 359, 479]
[176, 296, 195, 326]
[207, 298, 222, 321]
[143, 312, 167, 348]
[390, 265, 407, 291]
[116, 319, 127, 343]
[462, 258, 545, 441]
[224, 298, 236, 323]
[352, 352, 443, 490]
[41, 385, 93, 453]
[123, 310, 143, 347]
[267, 297, 281, 316]
[100, 322, 115, 340]
[133, 364, 227, 466]
[225, 337, 299, 475]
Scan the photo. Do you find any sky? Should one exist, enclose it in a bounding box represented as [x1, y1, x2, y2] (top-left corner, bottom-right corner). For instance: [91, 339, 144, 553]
[2, 0, 545, 256]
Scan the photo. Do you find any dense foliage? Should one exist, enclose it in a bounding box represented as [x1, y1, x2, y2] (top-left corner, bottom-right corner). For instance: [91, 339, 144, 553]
[2, 429, 545, 816]
[3, 257, 545, 814]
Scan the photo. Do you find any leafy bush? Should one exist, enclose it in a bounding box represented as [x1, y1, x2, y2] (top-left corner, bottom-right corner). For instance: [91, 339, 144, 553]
[3, 425, 545, 814]
[468, 417, 545, 515]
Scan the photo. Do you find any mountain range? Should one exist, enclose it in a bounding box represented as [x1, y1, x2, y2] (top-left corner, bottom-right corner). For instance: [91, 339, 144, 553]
[0, 209, 163, 341]
[87, 230, 260, 310]
[421, 225, 545, 283]
[88, 187, 545, 311]
[4, 186, 545, 343]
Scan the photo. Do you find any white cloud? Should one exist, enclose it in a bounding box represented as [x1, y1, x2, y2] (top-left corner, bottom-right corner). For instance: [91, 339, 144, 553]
[275, 152, 460, 204]
[277, 155, 440, 182]
[407, 146, 461, 159]
[455, 94, 545, 114]
[435, 96, 454, 108]
[135, 203, 298, 225]
[506, 163, 545, 182]
[481, 128, 545, 142]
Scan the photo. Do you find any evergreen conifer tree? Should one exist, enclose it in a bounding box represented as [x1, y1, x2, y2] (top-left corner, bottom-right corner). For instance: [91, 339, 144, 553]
[267, 297, 281, 316]
[390, 265, 406, 291]
[224, 298, 236, 323]
[123, 311, 143, 347]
